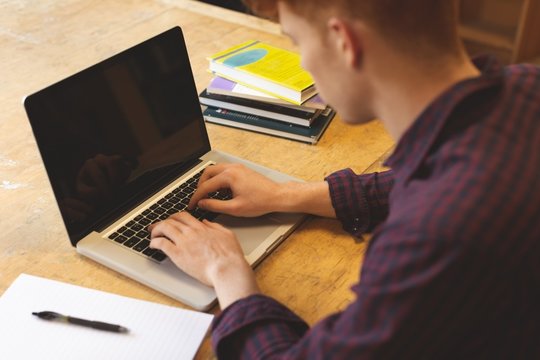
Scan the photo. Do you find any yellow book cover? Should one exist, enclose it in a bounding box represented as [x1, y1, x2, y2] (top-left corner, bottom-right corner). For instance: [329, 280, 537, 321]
[208, 40, 315, 95]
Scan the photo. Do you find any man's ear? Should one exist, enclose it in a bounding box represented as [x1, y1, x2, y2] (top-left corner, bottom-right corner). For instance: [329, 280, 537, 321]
[327, 17, 363, 68]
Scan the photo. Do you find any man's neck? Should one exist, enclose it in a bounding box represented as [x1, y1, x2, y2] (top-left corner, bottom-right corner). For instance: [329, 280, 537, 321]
[371, 53, 481, 141]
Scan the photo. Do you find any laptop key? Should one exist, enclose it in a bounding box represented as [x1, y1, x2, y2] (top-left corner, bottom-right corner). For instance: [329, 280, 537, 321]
[123, 237, 140, 248]
[158, 213, 169, 220]
[204, 212, 219, 221]
[142, 247, 157, 257]
[113, 235, 128, 244]
[171, 193, 184, 201]
[122, 229, 135, 237]
[189, 208, 209, 220]
[162, 202, 174, 209]
[215, 190, 232, 200]
[133, 239, 150, 252]
[152, 251, 167, 262]
[139, 218, 151, 226]
[180, 188, 193, 197]
[136, 230, 149, 239]
[173, 203, 186, 211]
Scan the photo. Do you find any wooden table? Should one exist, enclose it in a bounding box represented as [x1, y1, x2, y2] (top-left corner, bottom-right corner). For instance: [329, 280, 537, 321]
[0, 1, 394, 358]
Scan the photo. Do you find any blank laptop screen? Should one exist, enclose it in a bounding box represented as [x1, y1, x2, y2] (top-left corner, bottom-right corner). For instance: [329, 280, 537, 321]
[24, 27, 210, 244]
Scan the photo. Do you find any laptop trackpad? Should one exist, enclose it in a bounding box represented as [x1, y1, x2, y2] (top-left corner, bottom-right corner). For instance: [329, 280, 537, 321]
[214, 214, 281, 255]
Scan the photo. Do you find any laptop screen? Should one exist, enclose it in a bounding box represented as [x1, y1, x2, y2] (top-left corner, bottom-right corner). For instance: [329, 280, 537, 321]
[24, 27, 211, 244]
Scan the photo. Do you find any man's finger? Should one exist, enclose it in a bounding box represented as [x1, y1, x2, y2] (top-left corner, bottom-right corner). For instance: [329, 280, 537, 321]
[189, 174, 232, 209]
[150, 220, 184, 245]
[197, 198, 237, 215]
[197, 163, 229, 184]
[168, 211, 210, 230]
[148, 219, 164, 232]
[202, 218, 226, 230]
[149, 236, 177, 255]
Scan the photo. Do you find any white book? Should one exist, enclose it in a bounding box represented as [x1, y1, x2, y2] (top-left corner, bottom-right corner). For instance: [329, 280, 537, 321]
[207, 76, 326, 110]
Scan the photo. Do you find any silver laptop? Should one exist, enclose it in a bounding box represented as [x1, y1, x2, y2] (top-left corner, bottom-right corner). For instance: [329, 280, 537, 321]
[23, 27, 304, 311]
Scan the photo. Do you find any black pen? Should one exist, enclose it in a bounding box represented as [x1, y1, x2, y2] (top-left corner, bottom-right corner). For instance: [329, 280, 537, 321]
[32, 311, 129, 333]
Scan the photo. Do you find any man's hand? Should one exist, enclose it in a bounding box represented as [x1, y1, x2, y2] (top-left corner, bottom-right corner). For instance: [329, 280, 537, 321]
[149, 211, 260, 309]
[188, 163, 284, 217]
[190, 163, 337, 218]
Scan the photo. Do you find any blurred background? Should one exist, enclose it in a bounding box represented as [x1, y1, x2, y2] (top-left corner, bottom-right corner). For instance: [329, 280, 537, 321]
[200, 0, 248, 13]
[200, 0, 540, 65]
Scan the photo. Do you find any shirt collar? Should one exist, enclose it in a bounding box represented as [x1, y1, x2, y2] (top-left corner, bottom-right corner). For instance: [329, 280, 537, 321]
[384, 55, 504, 180]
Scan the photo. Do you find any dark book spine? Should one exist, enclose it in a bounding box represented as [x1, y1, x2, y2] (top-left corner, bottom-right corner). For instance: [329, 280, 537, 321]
[202, 105, 335, 144]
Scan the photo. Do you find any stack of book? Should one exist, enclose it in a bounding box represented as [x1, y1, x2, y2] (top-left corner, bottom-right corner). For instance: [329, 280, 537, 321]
[199, 40, 335, 144]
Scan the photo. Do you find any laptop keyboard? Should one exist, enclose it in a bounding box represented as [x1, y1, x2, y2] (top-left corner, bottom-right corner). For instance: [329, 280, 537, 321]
[107, 168, 232, 262]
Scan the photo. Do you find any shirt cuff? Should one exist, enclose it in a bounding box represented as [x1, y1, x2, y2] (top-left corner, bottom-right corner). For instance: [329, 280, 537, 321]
[325, 168, 394, 236]
[325, 168, 372, 237]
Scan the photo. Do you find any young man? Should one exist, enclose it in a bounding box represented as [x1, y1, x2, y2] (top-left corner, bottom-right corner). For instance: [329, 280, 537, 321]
[149, 0, 540, 358]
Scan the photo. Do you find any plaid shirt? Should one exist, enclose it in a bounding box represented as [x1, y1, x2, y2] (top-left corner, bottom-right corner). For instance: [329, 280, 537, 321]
[211, 56, 540, 359]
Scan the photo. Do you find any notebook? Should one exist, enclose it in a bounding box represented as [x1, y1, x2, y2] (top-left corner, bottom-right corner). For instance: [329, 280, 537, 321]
[0, 274, 213, 359]
[23, 26, 304, 311]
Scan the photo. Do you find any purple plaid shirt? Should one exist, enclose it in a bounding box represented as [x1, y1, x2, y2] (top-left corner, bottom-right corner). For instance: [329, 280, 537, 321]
[211, 56, 540, 359]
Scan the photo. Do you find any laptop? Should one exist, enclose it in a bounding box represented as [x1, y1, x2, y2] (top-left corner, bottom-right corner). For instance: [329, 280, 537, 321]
[23, 26, 304, 311]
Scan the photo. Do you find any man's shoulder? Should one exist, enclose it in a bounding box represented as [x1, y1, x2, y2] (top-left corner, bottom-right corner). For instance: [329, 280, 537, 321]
[504, 62, 540, 77]
[386, 148, 537, 256]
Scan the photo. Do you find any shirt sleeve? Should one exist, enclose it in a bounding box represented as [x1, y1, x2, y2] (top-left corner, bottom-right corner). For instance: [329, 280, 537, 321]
[211, 295, 309, 359]
[211, 222, 467, 359]
[325, 168, 394, 237]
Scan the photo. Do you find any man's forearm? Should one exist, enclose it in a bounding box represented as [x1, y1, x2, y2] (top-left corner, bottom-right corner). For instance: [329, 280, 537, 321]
[275, 181, 336, 218]
[212, 262, 260, 310]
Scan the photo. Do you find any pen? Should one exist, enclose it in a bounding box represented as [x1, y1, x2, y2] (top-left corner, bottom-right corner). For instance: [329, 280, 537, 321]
[32, 311, 129, 333]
